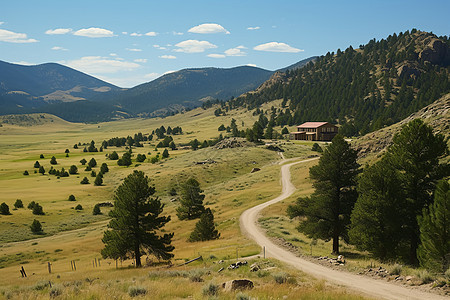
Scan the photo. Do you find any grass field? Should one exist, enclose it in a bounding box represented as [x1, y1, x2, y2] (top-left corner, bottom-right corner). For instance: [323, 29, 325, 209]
[0, 105, 374, 299]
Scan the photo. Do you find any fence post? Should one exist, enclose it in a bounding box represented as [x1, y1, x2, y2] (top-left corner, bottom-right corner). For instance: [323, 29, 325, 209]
[48, 262, 52, 274]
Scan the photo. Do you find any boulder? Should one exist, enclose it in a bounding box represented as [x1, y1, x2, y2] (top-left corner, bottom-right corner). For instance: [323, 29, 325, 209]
[250, 263, 260, 272]
[222, 279, 254, 292]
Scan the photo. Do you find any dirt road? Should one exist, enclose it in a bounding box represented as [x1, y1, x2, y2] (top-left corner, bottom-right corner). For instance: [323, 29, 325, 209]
[239, 158, 447, 300]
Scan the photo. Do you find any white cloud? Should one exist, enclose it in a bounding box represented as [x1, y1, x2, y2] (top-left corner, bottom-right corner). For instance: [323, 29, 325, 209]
[73, 27, 115, 38]
[153, 44, 167, 50]
[188, 23, 230, 34]
[0, 22, 4, 26]
[126, 48, 142, 52]
[247, 26, 260, 30]
[236, 45, 247, 49]
[172, 31, 184, 36]
[134, 58, 147, 63]
[253, 42, 303, 53]
[174, 39, 217, 53]
[224, 47, 246, 56]
[52, 46, 68, 51]
[207, 54, 226, 58]
[130, 32, 142, 36]
[0, 29, 38, 43]
[247, 64, 257, 67]
[13, 61, 34, 65]
[110, 53, 118, 56]
[144, 72, 159, 79]
[145, 31, 157, 36]
[163, 70, 176, 75]
[63, 56, 140, 74]
[159, 55, 176, 59]
[122, 32, 128, 35]
[45, 28, 72, 35]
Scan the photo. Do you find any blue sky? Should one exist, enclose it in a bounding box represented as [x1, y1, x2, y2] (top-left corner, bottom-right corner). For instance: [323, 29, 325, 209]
[1, 0, 449, 88]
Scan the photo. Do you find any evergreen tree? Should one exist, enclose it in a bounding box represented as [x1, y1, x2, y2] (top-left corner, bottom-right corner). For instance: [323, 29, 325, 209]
[281, 127, 289, 135]
[118, 152, 132, 166]
[40, 154, 44, 158]
[80, 177, 90, 184]
[65, 149, 70, 154]
[0, 202, 10, 215]
[100, 163, 109, 173]
[311, 143, 323, 152]
[32, 203, 44, 215]
[68, 195, 76, 201]
[75, 204, 83, 210]
[50, 156, 57, 165]
[23, 170, 29, 175]
[109, 151, 119, 160]
[94, 174, 103, 186]
[80, 158, 87, 165]
[349, 160, 406, 260]
[190, 139, 200, 150]
[162, 149, 169, 158]
[14, 199, 23, 208]
[189, 208, 220, 242]
[169, 141, 177, 150]
[417, 179, 450, 273]
[136, 154, 146, 162]
[91, 170, 97, 177]
[34, 161, 40, 168]
[68, 165, 78, 174]
[287, 135, 359, 254]
[27, 201, 36, 210]
[93, 204, 101, 215]
[176, 178, 205, 220]
[30, 219, 43, 234]
[88, 158, 97, 168]
[101, 171, 174, 267]
[38, 165, 45, 175]
[385, 119, 448, 265]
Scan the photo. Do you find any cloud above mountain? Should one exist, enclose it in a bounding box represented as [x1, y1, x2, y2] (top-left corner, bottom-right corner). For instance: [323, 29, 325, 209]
[45, 28, 72, 35]
[0, 29, 38, 43]
[188, 23, 230, 34]
[254, 42, 303, 53]
[174, 39, 217, 53]
[64, 56, 140, 74]
[73, 27, 115, 38]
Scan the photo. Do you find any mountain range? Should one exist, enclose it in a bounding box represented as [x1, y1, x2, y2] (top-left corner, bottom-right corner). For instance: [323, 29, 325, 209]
[0, 57, 316, 121]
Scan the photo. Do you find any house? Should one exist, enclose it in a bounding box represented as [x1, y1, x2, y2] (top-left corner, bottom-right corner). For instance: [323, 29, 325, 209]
[290, 122, 338, 141]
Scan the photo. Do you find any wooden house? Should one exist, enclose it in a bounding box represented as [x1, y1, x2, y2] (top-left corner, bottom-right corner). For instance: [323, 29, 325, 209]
[290, 122, 338, 141]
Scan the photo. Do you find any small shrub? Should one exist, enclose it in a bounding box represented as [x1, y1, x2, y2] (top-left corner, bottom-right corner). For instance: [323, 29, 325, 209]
[75, 204, 83, 210]
[32, 203, 44, 215]
[189, 269, 204, 282]
[23, 170, 29, 175]
[68, 195, 76, 201]
[390, 264, 403, 275]
[273, 272, 288, 284]
[68, 165, 78, 174]
[85, 165, 92, 171]
[28, 201, 36, 210]
[202, 282, 219, 296]
[236, 292, 250, 300]
[80, 177, 89, 184]
[50, 156, 57, 165]
[49, 285, 62, 298]
[128, 286, 147, 297]
[34, 280, 50, 290]
[417, 269, 434, 284]
[40, 154, 44, 158]
[80, 158, 87, 165]
[90, 170, 97, 177]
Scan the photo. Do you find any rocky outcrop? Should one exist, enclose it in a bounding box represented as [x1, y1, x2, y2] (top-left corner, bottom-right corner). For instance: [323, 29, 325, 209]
[222, 279, 254, 291]
[214, 137, 253, 149]
[419, 39, 450, 66]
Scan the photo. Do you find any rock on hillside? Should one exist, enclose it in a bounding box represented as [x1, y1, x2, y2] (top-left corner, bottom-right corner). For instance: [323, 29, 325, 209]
[354, 93, 450, 161]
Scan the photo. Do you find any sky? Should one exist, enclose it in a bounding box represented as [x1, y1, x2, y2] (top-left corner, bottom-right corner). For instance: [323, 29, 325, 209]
[1, 0, 449, 88]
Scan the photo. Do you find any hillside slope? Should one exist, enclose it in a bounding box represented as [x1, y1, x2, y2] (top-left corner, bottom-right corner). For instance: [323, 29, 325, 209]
[229, 30, 450, 136]
[354, 92, 450, 161]
[105, 66, 274, 116]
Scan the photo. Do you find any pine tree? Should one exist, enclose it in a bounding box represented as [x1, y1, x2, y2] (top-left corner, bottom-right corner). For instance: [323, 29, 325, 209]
[101, 171, 174, 267]
[385, 119, 448, 265]
[0, 202, 11, 215]
[80, 177, 90, 184]
[118, 152, 132, 166]
[88, 158, 97, 168]
[32, 203, 44, 215]
[417, 179, 450, 273]
[94, 174, 103, 186]
[287, 135, 359, 254]
[68, 165, 78, 174]
[80, 158, 87, 165]
[68, 195, 76, 201]
[50, 156, 57, 165]
[14, 199, 24, 208]
[189, 208, 220, 242]
[93, 204, 101, 215]
[38, 165, 45, 175]
[100, 163, 109, 173]
[162, 149, 169, 158]
[349, 160, 406, 260]
[109, 151, 119, 160]
[34, 161, 40, 168]
[30, 219, 43, 234]
[176, 178, 205, 220]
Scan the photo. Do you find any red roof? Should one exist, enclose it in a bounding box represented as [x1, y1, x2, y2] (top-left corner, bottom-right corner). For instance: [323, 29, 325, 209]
[297, 122, 329, 128]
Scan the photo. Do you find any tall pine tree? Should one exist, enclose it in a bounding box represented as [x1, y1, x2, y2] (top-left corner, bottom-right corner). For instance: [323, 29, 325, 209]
[189, 208, 220, 242]
[287, 135, 359, 254]
[101, 171, 174, 267]
[176, 178, 205, 220]
[417, 179, 450, 273]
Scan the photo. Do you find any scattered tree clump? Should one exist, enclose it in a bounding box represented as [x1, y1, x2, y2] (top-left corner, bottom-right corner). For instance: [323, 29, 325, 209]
[136, 154, 146, 162]
[32, 203, 45, 215]
[14, 199, 24, 208]
[0, 202, 11, 215]
[118, 152, 132, 166]
[108, 151, 119, 160]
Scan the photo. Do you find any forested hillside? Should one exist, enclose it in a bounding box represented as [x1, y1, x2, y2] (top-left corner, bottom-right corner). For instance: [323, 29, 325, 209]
[229, 30, 450, 136]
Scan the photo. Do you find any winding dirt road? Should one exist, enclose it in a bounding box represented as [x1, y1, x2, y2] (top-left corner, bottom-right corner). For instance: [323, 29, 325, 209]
[240, 158, 447, 300]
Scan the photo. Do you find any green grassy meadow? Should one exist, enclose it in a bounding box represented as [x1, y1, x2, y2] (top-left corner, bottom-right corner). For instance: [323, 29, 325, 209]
[0, 105, 372, 299]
